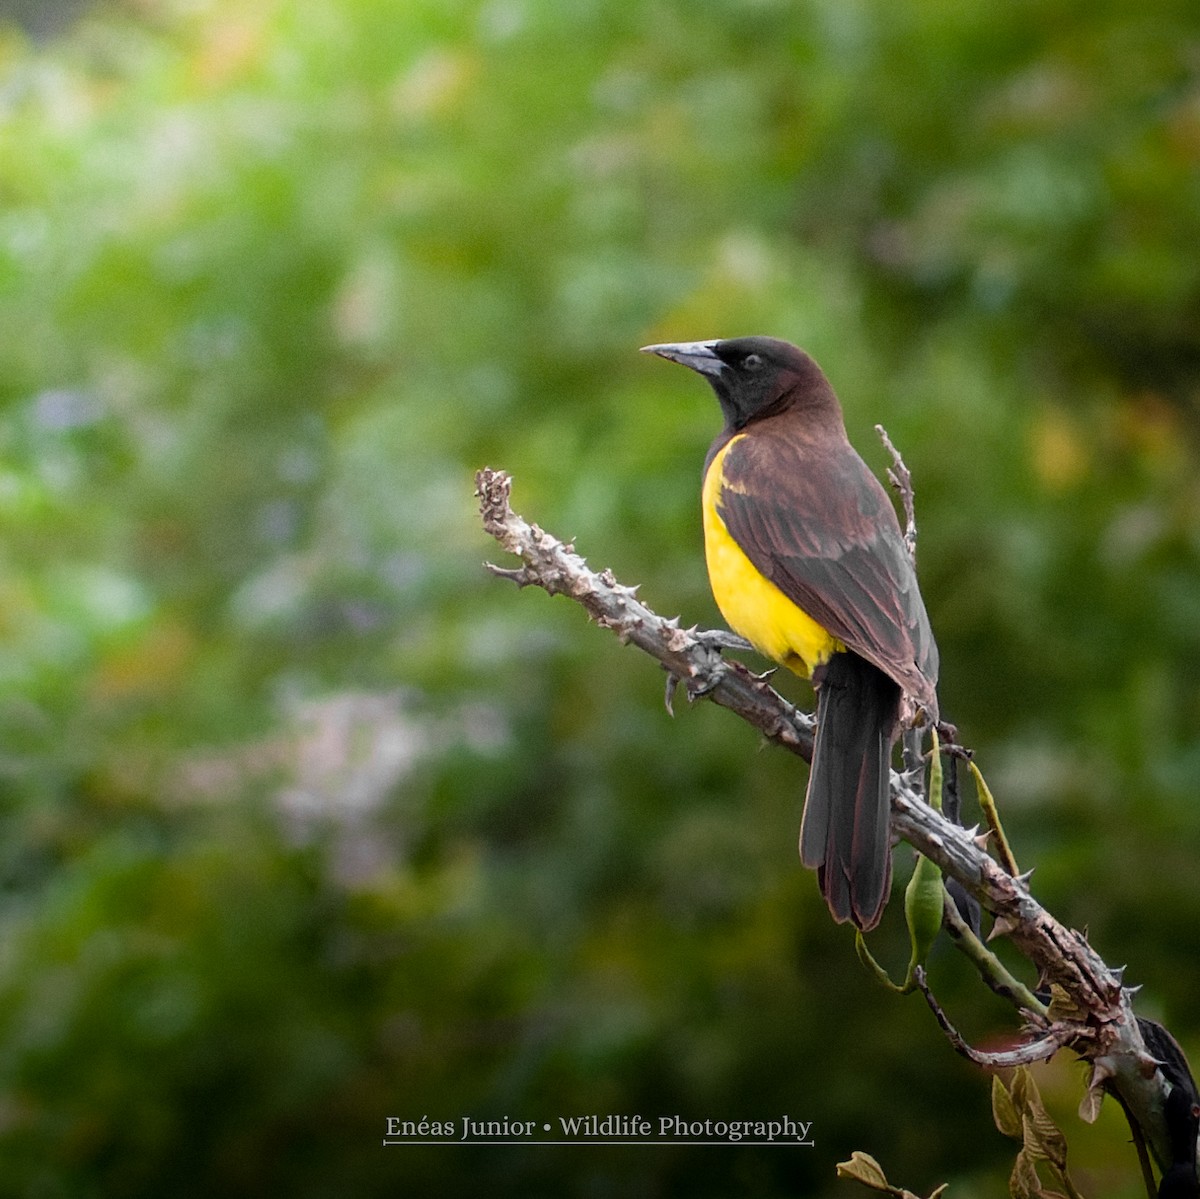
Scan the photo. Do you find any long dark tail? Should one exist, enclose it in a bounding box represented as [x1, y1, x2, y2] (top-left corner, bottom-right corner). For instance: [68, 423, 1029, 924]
[799, 651, 901, 931]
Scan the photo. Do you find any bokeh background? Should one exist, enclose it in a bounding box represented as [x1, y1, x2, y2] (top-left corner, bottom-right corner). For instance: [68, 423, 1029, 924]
[1, 0, 1199, 1195]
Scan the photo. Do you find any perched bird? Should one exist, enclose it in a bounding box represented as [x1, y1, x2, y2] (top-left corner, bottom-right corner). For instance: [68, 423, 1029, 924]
[642, 336, 939, 930]
[1136, 1018, 1200, 1199]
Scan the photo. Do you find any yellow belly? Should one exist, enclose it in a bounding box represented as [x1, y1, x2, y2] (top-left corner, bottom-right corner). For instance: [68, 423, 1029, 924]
[702, 436, 842, 677]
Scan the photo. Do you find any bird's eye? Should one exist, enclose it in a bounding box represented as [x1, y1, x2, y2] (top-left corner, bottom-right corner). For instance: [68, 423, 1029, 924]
[743, 353, 763, 370]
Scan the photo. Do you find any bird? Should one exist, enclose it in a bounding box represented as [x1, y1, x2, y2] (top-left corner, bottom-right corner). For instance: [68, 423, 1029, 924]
[642, 336, 939, 930]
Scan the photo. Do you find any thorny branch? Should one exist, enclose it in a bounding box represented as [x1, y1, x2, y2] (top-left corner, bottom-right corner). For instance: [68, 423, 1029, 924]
[475, 464, 1184, 1187]
[876, 423, 918, 562]
[913, 967, 1084, 1069]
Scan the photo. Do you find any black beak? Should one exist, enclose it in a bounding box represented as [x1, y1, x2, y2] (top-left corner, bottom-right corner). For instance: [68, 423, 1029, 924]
[640, 340, 725, 378]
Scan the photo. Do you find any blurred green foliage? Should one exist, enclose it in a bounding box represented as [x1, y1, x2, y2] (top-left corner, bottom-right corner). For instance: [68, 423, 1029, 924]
[0, 0, 1199, 1194]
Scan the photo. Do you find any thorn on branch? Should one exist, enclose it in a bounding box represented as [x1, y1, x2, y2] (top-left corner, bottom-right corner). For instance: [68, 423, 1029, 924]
[988, 914, 1020, 942]
[485, 562, 537, 588]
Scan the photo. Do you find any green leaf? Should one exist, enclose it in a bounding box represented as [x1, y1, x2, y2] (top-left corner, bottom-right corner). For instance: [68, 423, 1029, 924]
[835, 1150, 933, 1198]
[1023, 1103, 1069, 1172]
[836, 1151, 892, 1191]
[992, 1075, 1023, 1140]
[1009, 1147, 1043, 1199]
[1077, 1073, 1105, 1125]
[1010, 1066, 1032, 1114]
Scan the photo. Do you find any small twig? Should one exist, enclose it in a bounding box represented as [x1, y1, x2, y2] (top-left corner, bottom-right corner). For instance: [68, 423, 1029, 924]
[1108, 1088, 1160, 1199]
[941, 890, 1048, 1018]
[914, 967, 1086, 1068]
[875, 424, 917, 561]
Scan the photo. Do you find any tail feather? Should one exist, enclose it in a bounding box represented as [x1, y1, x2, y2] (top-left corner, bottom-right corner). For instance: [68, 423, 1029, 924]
[799, 652, 900, 930]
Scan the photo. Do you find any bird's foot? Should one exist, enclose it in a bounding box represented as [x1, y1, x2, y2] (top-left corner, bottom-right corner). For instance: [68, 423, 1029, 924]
[663, 629, 755, 713]
[691, 629, 754, 654]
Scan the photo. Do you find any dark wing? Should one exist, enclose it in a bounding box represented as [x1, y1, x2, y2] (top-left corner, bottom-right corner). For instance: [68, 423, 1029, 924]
[717, 428, 939, 712]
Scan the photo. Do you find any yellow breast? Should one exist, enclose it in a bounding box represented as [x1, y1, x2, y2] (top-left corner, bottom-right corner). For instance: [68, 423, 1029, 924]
[701, 436, 842, 678]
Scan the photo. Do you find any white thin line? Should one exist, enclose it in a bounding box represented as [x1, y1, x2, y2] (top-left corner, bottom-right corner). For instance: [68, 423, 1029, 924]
[383, 1140, 815, 1147]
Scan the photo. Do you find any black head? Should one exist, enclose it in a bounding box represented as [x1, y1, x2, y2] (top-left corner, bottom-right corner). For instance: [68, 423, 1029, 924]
[641, 335, 839, 431]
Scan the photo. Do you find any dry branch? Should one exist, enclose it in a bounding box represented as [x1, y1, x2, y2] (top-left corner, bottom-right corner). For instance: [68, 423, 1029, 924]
[475, 465, 1180, 1182]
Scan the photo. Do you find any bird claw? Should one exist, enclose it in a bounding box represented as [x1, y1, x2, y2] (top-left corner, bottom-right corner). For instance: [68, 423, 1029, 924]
[686, 671, 723, 700]
[664, 628, 750, 714]
[664, 671, 680, 716]
[664, 662, 724, 713]
[690, 627, 758, 698]
[692, 629, 754, 654]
